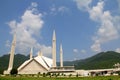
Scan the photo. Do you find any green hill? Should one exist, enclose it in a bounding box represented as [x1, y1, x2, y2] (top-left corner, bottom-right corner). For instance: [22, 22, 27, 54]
[74, 51, 120, 70]
[0, 54, 29, 74]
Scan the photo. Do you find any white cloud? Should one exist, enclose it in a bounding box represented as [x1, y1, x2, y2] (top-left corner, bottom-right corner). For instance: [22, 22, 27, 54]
[74, 0, 120, 52]
[91, 40, 101, 52]
[115, 48, 120, 53]
[89, 1, 104, 21]
[97, 19, 119, 43]
[32, 43, 52, 57]
[8, 2, 52, 56]
[90, 1, 119, 52]
[73, 0, 92, 11]
[73, 49, 78, 53]
[41, 45, 52, 56]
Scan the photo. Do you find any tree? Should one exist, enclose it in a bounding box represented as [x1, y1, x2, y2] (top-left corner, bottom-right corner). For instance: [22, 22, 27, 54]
[116, 71, 120, 75]
[10, 68, 18, 75]
[42, 73, 46, 77]
[69, 74, 72, 77]
[76, 73, 79, 77]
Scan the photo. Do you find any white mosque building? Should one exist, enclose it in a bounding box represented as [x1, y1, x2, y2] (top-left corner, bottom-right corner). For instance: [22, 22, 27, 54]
[4, 30, 120, 76]
[4, 30, 75, 74]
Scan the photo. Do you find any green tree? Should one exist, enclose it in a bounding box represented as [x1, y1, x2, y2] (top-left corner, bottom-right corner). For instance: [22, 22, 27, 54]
[10, 68, 18, 75]
[43, 73, 46, 77]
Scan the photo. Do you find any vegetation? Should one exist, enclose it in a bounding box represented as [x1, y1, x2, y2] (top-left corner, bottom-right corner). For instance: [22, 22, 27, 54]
[0, 76, 120, 80]
[0, 54, 29, 74]
[10, 68, 18, 75]
[63, 51, 120, 70]
[75, 51, 120, 70]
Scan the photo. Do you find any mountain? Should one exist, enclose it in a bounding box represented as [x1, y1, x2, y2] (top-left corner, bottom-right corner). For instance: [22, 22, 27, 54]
[59, 51, 120, 70]
[74, 51, 120, 70]
[0, 51, 120, 74]
[0, 54, 29, 74]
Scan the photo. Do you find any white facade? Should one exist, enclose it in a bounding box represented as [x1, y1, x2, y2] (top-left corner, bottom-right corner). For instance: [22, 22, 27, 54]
[17, 55, 53, 74]
[76, 70, 89, 76]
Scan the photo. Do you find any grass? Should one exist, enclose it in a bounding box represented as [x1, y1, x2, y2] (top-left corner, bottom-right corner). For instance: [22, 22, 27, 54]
[0, 76, 120, 80]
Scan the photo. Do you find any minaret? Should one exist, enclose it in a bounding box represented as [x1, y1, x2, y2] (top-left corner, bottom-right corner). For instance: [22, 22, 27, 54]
[52, 30, 56, 67]
[30, 47, 33, 59]
[38, 50, 42, 56]
[7, 33, 16, 71]
[60, 44, 63, 67]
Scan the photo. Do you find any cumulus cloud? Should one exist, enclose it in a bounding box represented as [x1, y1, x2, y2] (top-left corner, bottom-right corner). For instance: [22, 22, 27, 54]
[74, 0, 120, 52]
[91, 40, 101, 52]
[89, 1, 104, 21]
[73, 0, 92, 11]
[89, 1, 119, 52]
[8, 2, 52, 56]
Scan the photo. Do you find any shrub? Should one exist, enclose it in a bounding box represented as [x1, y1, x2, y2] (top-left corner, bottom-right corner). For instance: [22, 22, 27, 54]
[116, 71, 120, 75]
[69, 74, 72, 77]
[76, 74, 79, 77]
[10, 68, 18, 75]
[43, 73, 46, 77]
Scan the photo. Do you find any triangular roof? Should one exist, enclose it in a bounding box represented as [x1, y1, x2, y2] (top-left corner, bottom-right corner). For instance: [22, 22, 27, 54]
[17, 59, 32, 71]
[18, 55, 53, 71]
[41, 56, 53, 68]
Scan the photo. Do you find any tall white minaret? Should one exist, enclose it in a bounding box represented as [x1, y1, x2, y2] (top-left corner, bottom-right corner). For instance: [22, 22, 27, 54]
[30, 47, 33, 59]
[52, 30, 56, 67]
[60, 44, 63, 67]
[7, 33, 16, 71]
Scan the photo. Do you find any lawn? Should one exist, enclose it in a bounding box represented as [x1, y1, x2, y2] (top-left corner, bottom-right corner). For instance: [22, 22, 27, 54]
[0, 76, 120, 80]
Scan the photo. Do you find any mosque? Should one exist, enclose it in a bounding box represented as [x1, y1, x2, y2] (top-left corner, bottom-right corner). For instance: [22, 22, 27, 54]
[4, 30, 75, 74]
[4, 30, 120, 76]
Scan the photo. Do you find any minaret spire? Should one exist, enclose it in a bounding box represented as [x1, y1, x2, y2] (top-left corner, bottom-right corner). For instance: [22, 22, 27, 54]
[8, 33, 16, 71]
[52, 30, 56, 67]
[60, 43, 63, 67]
[30, 47, 33, 59]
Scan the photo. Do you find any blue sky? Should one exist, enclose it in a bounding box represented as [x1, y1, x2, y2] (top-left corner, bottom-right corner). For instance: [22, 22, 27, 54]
[0, 0, 120, 61]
